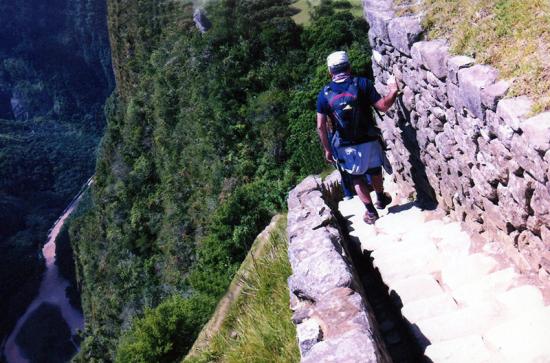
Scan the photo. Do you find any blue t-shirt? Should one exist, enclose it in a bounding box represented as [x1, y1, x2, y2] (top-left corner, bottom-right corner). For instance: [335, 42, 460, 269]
[316, 77, 381, 115]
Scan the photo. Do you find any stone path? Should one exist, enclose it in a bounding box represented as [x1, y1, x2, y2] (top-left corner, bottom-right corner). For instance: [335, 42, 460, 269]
[338, 179, 550, 363]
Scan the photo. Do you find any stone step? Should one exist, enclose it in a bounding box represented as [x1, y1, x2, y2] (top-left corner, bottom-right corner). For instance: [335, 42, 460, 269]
[424, 335, 492, 363]
[483, 306, 550, 363]
[495, 285, 544, 318]
[358, 232, 397, 252]
[398, 219, 442, 244]
[441, 253, 499, 291]
[432, 227, 471, 265]
[401, 293, 458, 324]
[338, 197, 374, 226]
[412, 302, 501, 345]
[389, 274, 444, 306]
[429, 221, 468, 242]
[372, 241, 440, 284]
[371, 238, 437, 263]
[374, 206, 427, 236]
[450, 267, 518, 307]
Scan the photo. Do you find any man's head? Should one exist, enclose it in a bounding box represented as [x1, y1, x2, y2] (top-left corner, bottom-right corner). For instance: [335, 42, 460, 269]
[327, 51, 350, 75]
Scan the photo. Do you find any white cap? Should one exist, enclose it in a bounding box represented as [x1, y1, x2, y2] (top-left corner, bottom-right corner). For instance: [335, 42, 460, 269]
[327, 51, 349, 68]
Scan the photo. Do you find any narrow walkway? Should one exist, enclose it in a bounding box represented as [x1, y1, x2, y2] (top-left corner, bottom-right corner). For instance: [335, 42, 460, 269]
[338, 179, 550, 363]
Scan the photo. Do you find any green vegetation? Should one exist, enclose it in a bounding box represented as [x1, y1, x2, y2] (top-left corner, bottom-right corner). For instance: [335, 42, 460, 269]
[0, 0, 113, 343]
[69, 0, 372, 361]
[292, 0, 363, 24]
[422, 0, 550, 112]
[0, 119, 101, 341]
[184, 215, 299, 363]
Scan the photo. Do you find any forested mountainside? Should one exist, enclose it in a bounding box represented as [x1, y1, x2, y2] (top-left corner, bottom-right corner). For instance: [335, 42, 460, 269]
[67, 0, 370, 361]
[0, 0, 113, 341]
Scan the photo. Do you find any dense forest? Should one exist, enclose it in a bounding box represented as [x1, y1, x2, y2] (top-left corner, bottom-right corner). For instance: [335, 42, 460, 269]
[67, 0, 373, 361]
[0, 0, 113, 342]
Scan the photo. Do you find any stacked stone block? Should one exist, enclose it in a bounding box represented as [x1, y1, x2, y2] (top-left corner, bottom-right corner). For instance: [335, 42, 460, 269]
[363, 0, 550, 279]
[287, 176, 391, 362]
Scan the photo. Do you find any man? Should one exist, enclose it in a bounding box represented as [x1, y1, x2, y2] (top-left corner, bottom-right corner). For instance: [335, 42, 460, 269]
[316, 50, 399, 224]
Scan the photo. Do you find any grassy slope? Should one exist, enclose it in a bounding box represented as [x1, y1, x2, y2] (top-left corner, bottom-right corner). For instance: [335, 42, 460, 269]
[292, 0, 363, 24]
[421, 0, 550, 112]
[184, 215, 299, 363]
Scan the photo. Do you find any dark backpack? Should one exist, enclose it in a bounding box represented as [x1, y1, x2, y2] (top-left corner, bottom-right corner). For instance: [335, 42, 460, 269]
[324, 77, 377, 148]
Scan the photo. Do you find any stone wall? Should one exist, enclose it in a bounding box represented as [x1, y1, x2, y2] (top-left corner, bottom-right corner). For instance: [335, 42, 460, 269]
[287, 175, 391, 363]
[363, 0, 550, 279]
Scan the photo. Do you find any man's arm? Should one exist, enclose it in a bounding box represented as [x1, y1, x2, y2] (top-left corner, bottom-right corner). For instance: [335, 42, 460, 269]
[316, 113, 333, 163]
[374, 82, 399, 113]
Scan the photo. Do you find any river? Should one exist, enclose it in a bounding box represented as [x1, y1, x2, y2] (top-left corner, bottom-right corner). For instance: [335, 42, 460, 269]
[2, 178, 93, 363]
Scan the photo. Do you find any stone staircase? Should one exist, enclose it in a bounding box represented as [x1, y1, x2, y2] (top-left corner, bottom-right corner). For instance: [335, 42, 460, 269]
[338, 179, 550, 363]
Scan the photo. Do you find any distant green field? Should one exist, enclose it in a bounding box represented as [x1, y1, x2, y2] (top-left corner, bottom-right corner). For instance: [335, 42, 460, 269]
[292, 0, 363, 24]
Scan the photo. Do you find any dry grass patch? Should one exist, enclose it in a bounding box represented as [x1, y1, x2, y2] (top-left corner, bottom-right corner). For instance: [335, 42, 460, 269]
[421, 0, 550, 112]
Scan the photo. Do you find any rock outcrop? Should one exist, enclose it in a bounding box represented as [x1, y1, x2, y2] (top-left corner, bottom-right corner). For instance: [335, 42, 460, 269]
[287, 176, 391, 362]
[193, 8, 212, 33]
[363, 0, 550, 280]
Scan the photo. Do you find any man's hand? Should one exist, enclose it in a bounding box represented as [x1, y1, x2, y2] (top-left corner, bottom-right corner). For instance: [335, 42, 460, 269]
[387, 79, 398, 95]
[374, 75, 400, 113]
[325, 150, 334, 163]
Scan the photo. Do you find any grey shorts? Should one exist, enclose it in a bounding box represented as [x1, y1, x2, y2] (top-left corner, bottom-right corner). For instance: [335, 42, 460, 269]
[336, 140, 384, 176]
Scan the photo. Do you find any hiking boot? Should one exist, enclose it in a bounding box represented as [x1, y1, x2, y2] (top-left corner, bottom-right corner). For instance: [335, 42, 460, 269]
[363, 210, 379, 225]
[375, 192, 392, 210]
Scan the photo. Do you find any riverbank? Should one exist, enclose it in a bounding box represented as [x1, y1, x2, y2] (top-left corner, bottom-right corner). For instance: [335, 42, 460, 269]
[2, 178, 92, 363]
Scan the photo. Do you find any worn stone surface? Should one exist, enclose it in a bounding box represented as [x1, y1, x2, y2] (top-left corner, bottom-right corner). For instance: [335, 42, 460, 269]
[390, 274, 444, 305]
[288, 248, 353, 301]
[388, 16, 423, 55]
[297, 319, 322, 354]
[496, 96, 533, 131]
[496, 285, 544, 316]
[520, 111, 550, 151]
[481, 80, 510, 111]
[425, 335, 492, 363]
[413, 302, 501, 344]
[441, 254, 499, 290]
[401, 294, 458, 324]
[483, 307, 550, 363]
[302, 331, 382, 363]
[365, 9, 394, 43]
[413, 40, 449, 79]
[458, 65, 498, 119]
[450, 268, 518, 306]
[447, 55, 475, 84]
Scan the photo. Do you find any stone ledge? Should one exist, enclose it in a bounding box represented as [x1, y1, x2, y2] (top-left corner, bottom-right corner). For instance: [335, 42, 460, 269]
[287, 175, 391, 362]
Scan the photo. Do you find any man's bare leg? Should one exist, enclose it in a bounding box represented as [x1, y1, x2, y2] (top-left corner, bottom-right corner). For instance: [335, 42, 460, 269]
[353, 176, 379, 224]
[352, 177, 373, 204]
[371, 172, 392, 209]
[370, 173, 384, 193]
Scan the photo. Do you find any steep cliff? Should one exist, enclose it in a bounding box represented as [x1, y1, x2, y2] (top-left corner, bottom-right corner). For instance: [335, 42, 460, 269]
[67, 1, 372, 361]
[0, 0, 113, 343]
[0, 0, 113, 123]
